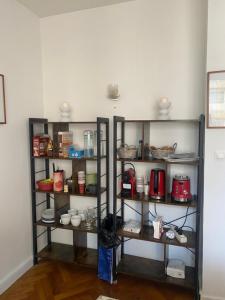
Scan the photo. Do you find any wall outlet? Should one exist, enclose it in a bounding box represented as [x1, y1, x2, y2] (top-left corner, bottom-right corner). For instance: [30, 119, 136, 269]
[215, 151, 225, 159]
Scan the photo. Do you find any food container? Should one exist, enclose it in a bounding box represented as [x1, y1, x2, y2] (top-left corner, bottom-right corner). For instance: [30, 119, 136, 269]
[83, 130, 94, 157]
[53, 171, 64, 192]
[150, 143, 177, 159]
[37, 179, 53, 191]
[117, 144, 137, 159]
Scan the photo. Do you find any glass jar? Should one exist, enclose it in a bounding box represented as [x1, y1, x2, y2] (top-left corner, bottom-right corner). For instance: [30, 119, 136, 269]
[83, 130, 94, 157]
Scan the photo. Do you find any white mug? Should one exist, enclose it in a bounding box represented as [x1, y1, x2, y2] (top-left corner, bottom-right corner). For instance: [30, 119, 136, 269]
[60, 214, 71, 225]
[71, 215, 81, 227]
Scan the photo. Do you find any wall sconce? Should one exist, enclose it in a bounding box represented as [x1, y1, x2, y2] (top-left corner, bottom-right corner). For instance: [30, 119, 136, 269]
[107, 84, 120, 100]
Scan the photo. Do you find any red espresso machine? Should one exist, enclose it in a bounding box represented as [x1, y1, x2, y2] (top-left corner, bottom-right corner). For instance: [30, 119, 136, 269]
[149, 169, 165, 200]
[171, 175, 192, 202]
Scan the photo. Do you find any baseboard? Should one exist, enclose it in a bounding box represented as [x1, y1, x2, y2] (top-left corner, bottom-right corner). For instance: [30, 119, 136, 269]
[201, 294, 225, 300]
[0, 256, 33, 295]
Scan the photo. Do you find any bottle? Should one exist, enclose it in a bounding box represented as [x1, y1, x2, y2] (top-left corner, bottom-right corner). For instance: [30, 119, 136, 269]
[137, 140, 143, 160]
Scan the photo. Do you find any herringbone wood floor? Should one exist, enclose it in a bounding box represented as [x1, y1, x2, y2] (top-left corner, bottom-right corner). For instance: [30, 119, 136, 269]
[1, 261, 194, 300]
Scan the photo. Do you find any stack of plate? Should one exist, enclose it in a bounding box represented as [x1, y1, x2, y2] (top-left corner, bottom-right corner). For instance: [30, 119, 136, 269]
[41, 208, 55, 223]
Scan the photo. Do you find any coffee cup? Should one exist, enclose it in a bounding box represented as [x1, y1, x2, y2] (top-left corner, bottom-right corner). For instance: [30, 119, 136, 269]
[60, 214, 71, 225]
[68, 208, 77, 216]
[78, 210, 86, 221]
[71, 215, 81, 227]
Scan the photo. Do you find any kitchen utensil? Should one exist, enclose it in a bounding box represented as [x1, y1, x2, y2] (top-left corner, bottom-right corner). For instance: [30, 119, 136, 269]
[71, 215, 81, 227]
[150, 143, 177, 159]
[121, 163, 136, 198]
[66, 178, 75, 193]
[60, 214, 71, 225]
[83, 130, 94, 157]
[37, 179, 53, 191]
[117, 144, 137, 159]
[149, 169, 165, 200]
[86, 184, 97, 195]
[53, 170, 64, 192]
[86, 207, 96, 229]
[68, 208, 77, 216]
[86, 173, 97, 185]
[171, 175, 192, 202]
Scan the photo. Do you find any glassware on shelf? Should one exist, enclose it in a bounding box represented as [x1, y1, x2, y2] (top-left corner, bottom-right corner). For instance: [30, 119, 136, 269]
[83, 130, 94, 157]
[85, 207, 96, 229]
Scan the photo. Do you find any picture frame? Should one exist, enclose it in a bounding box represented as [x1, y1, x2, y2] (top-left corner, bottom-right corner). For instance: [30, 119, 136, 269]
[207, 70, 225, 128]
[0, 74, 6, 124]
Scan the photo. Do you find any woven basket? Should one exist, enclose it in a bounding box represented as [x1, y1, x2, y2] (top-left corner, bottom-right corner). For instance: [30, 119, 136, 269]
[117, 144, 137, 159]
[150, 143, 177, 159]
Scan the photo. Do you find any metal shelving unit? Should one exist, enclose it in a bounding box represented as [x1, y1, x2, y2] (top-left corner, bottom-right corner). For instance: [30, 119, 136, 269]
[29, 117, 109, 270]
[113, 115, 205, 299]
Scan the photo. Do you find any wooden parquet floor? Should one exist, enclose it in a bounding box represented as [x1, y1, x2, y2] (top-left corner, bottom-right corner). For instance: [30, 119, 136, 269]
[1, 261, 194, 300]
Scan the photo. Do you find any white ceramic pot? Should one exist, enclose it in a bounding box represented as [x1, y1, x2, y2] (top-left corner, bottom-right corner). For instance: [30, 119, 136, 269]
[71, 215, 81, 227]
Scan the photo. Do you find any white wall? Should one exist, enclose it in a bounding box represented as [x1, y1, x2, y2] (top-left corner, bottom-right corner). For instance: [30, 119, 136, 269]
[202, 1, 225, 299]
[0, 0, 43, 294]
[41, 0, 206, 121]
[41, 0, 206, 267]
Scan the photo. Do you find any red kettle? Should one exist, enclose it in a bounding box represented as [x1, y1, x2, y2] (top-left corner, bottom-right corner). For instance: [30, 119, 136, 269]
[149, 169, 165, 200]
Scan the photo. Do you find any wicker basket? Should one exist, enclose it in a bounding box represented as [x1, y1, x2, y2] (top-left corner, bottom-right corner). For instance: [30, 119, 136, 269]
[117, 144, 137, 159]
[150, 143, 177, 159]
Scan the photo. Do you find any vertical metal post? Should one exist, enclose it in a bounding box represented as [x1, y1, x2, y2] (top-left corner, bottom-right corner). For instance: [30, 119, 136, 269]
[195, 114, 205, 299]
[106, 119, 110, 215]
[29, 120, 38, 265]
[97, 118, 101, 239]
[121, 120, 125, 256]
[44, 123, 51, 247]
[113, 116, 125, 281]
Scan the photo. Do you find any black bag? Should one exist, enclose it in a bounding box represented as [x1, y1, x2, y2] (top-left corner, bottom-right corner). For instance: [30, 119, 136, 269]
[99, 214, 122, 248]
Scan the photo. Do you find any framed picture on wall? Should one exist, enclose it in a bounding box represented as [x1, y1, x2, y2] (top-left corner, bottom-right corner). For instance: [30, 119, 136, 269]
[207, 70, 225, 128]
[0, 74, 6, 124]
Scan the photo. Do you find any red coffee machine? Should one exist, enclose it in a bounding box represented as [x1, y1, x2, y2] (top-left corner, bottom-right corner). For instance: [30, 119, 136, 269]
[149, 169, 165, 200]
[121, 164, 136, 198]
[171, 175, 192, 202]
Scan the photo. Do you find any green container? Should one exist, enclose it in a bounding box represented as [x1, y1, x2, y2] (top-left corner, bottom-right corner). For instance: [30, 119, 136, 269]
[86, 173, 97, 185]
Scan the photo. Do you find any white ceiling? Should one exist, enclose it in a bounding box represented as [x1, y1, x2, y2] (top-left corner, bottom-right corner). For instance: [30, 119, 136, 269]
[16, 0, 134, 18]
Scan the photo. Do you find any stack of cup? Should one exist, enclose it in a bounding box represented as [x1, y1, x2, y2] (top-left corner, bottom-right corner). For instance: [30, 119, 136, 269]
[78, 171, 85, 194]
[136, 176, 144, 195]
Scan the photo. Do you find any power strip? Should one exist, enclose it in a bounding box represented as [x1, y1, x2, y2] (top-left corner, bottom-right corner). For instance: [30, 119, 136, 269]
[172, 228, 187, 244]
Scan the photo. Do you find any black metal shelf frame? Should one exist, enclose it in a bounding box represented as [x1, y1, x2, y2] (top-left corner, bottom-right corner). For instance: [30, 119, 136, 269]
[29, 117, 110, 269]
[113, 115, 205, 299]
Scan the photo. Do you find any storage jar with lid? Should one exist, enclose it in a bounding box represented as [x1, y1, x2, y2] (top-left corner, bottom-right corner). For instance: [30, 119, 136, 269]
[83, 130, 94, 157]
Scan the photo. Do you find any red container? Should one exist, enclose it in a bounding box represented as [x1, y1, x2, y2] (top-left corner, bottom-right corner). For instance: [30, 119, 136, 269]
[172, 175, 192, 202]
[149, 169, 165, 200]
[53, 171, 64, 192]
[33, 136, 40, 157]
[37, 179, 53, 191]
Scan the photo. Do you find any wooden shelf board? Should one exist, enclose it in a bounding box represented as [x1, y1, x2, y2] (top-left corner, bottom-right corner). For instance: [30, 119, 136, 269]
[32, 155, 106, 161]
[117, 158, 199, 165]
[123, 119, 199, 124]
[117, 225, 195, 248]
[35, 220, 97, 234]
[37, 242, 97, 268]
[117, 254, 195, 290]
[117, 193, 197, 208]
[35, 187, 106, 197]
[48, 121, 97, 124]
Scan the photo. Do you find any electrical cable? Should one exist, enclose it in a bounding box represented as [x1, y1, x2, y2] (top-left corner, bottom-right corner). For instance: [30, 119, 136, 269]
[163, 210, 197, 226]
[180, 203, 190, 229]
